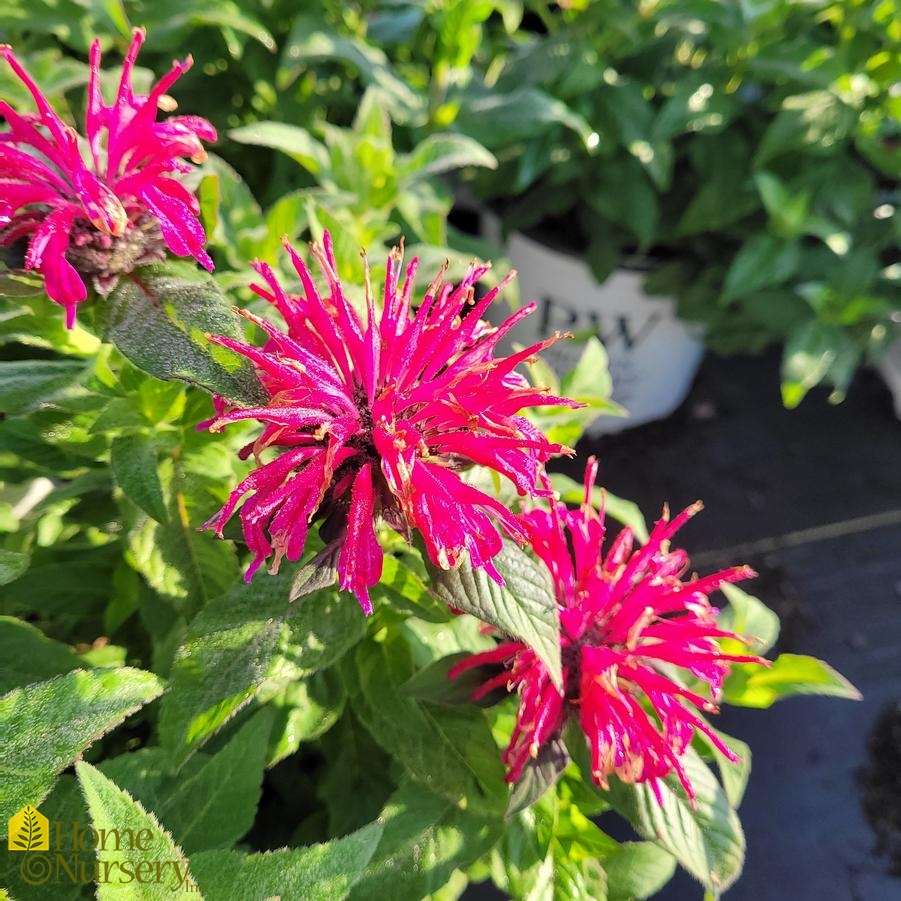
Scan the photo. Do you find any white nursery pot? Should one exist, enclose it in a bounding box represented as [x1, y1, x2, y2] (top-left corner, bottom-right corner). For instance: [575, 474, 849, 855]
[501, 229, 705, 434]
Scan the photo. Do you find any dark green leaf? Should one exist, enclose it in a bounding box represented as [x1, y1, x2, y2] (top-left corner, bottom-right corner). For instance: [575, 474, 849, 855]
[268, 668, 346, 766]
[428, 541, 562, 690]
[98, 263, 265, 405]
[722, 235, 801, 301]
[350, 637, 507, 816]
[0, 550, 29, 587]
[157, 709, 274, 853]
[111, 434, 168, 524]
[506, 738, 569, 819]
[160, 570, 366, 765]
[0, 617, 82, 694]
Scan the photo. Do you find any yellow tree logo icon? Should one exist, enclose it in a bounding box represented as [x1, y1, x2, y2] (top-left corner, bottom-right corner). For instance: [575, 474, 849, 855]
[7, 805, 49, 851]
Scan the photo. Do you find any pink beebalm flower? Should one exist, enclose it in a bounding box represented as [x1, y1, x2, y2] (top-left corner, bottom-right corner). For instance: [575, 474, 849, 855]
[201, 233, 578, 614]
[0, 28, 216, 326]
[451, 458, 767, 804]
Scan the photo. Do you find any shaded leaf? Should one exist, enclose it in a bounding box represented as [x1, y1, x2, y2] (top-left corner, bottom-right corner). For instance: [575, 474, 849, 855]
[98, 263, 265, 405]
[0, 617, 82, 694]
[506, 738, 569, 819]
[111, 435, 168, 524]
[160, 571, 365, 765]
[0, 550, 29, 587]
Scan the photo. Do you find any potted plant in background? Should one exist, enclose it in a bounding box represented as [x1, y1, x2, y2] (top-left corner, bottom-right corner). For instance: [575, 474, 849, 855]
[448, 0, 901, 423]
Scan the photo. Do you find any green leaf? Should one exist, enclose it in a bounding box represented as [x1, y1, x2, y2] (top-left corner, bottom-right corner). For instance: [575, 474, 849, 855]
[228, 122, 329, 174]
[756, 91, 858, 164]
[75, 762, 200, 898]
[400, 652, 479, 706]
[98, 263, 265, 405]
[125, 457, 239, 617]
[190, 823, 383, 901]
[604, 842, 677, 901]
[268, 668, 346, 766]
[527, 338, 623, 446]
[0, 668, 164, 827]
[601, 748, 745, 894]
[399, 135, 496, 180]
[0, 550, 29, 586]
[781, 320, 860, 408]
[348, 780, 502, 901]
[717, 583, 780, 655]
[350, 637, 507, 816]
[111, 435, 168, 524]
[160, 571, 366, 765]
[156, 710, 273, 853]
[698, 726, 752, 809]
[723, 653, 861, 708]
[428, 541, 562, 690]
[0, 360, 88, 415]
[755, 172, 811, 239]
[277, 18, 422, 122]
[506, 738, 569, 819]
[0, 617, 82, 694]
[456, 88, 595, 150]
[722, 235, 801, 301]
[0, 774, 88, 900]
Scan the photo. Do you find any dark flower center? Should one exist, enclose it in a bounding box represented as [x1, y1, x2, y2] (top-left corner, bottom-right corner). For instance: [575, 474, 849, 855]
[66, 212, 166, 295]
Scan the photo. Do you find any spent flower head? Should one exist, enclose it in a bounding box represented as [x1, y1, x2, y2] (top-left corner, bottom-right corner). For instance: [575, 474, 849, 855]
[0, 28, 216, 325]
[201, 233, 579, 613]
[451, 459, 766, 803]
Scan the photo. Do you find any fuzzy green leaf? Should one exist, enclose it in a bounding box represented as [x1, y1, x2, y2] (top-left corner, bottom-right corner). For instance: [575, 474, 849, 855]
[156, 710, 274, 853]
[602, 748, 745, 894]
[0, 360, 88, 416]
[351, 637, 507, 816]
[111, 434, 168, 524]
[0, 668, 164, 827]
[160, 571, 365, 765]
[0, 617, 82, 694]
[190, 823, 383, 901]
[348, 780, 502, 901]
[98, 263, 265, 405]
[76, 762, 200, 898]
[428, 541, 562, 690]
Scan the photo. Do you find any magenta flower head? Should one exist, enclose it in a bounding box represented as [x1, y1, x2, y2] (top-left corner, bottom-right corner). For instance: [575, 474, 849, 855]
[0, 28, 216, 325]
[200, 233, 578, 613]
[451, 459, 766, 804]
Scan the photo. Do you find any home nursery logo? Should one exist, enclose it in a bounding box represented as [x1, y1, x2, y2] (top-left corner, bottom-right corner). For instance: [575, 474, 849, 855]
[7, 804, 198, 893]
